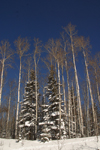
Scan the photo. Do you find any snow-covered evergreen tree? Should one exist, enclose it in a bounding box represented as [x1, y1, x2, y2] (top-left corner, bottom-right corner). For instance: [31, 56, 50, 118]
[46, 66, 66, 140]
[18, 69, 39, 140]
[39, 87, 51, 142]
[68, 84, 77, 138]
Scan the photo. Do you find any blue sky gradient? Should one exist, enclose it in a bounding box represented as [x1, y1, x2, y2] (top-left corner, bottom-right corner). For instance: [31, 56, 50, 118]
[0, 0, 100, 51]
[0, 0, 100, 102]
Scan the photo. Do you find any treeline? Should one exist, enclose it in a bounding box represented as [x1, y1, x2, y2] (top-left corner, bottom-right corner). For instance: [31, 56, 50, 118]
[0, 23, 100, 141]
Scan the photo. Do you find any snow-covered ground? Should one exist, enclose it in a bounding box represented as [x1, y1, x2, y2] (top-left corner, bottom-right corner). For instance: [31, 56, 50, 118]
[0, 136, 100, 150]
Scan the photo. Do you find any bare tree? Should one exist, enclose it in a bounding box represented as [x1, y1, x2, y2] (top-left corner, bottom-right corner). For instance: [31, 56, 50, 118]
[78, 36, 98, 136]
[55, 39, 62, 139]
[0, 105, 8, 137]
[45, 38, 63, 139]
[27, 56, 33, 82]
[14, 36, 30, 138]
[61, 32, 72, 138]
[63, 23, 84, 136]
[81, 80, 90, 136]
[61, 60, 66, 114]
[33, 38, 42, 139]
[0, 40, 13, 106]
[6, 80, 17, 138]
[70, 82, 77, 137]
[89, 53, 100, 106]
[22, 56, 34, 83]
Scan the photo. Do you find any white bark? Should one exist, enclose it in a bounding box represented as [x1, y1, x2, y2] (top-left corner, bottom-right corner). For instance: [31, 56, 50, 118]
[6, 93, 11, 137]
[63, 24, 84, 136]
[83, 50, 97, 135]
[71, 83, 76, 137]
[14, 37, 30, 139]
[70, 99, 73, 136]
[28, 64, 30, 82]
[65, 60, 71, 138]
[86, 80, 90, 137]
[70, 35, 84, 136]
[34, 55, 38, 139]
[33, 38, 42, 139]
[57, 61, 61, 139]
[27, 57, 32, 82]
[73, 93, 76, 136]
[94, 68, 100, 105]
[61, 65, 66, 114]
[0, 41, 13, 106]
[0, 59, 5, 105]
[15, 58, 22, 138]
[63, 43, 71, 138]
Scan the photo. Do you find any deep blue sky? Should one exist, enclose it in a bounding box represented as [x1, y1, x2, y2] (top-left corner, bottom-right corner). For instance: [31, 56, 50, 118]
[0, 0, 100, 52]
[0, 0, 100, 89]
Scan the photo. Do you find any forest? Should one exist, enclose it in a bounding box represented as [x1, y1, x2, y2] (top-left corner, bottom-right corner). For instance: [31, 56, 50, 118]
[0, 23, 100, 142]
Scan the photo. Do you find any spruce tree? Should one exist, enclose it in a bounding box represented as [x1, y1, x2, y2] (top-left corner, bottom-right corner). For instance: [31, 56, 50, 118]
[69, 84, 77, 138]
[18, 70, 39, 140]
[39, 87, 51, 142]
[47, 66, 66, 140]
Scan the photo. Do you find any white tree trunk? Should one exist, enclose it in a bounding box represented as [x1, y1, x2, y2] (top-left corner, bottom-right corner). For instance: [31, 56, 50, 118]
[83, 50, 97, 135]
[65, 60, 71, 138]
[6, 93, 11, 137]
[34, 56, 38, 139]
[28, 65, 30, 82]
[15, 58, 22, 138]
[63, 44, 71, 138]
[61, 65, 66, 114]
[86, 80, 90, 137]
[70, 100, 73, 137]
[70, 36, 84, 136]
[73, 93, 76, 136]
[71, 83, 76, 137]
[0, 59, 5, 106]
[57, 61, 61, 139]
[94, 68, 100, 106]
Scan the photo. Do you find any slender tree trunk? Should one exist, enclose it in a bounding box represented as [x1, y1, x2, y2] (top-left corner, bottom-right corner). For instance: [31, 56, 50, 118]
[34, 56, 38, 139]
[57, 61, 61, 139]
[70, 35, 84, 136]
[61, 64, 66, 114]
[0, 59, 5, 106]
[68, 89, 71, 138]
[28, 65, 30, 82]
[63, 44, 71, 138]
[15, 58, 22, 138]
[86, 79, 90, 137]
[43, 87, 46, 104]
[65, 60, 71, 138]
[71, 83, 76, 137]
[70, 99, 73, 137]
[6, 93, 11, 138]
[55, 61, 58, 80]
[83, 94, 87, 136]
[0, 41, 13, 106]
[83, 50, 98, 136]
[73, 89, 76, 137]
[94, 68, 100, 106]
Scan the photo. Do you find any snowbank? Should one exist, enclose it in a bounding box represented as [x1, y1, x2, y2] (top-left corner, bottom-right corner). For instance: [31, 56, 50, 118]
[0, 136, 99, 150]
